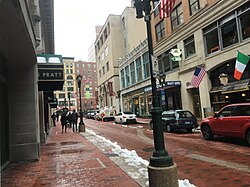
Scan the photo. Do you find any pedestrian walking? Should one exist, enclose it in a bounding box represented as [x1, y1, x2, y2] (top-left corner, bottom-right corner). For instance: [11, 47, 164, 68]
[56, 112, 59, 122]
[60, 109, 68, 133]
[68, 111, 73, 128]
[71, 109, 78, 132]
[51, 112, 57, 126]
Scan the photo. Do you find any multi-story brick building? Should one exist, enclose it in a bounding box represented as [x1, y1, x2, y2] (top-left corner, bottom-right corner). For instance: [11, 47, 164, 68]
[75, 61, 98, 111]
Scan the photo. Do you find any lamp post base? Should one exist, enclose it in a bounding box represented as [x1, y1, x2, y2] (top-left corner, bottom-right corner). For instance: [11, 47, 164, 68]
[148, 163, 178, 187]
[79, 124, 85, 132]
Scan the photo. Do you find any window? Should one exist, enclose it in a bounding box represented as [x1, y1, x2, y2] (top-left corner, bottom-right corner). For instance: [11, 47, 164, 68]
[240, 11, 250, 40]
[67, 87, 74, 92]
[70, 69, 73, 74]
[157, 46, 179, 74]
[154, 1, 160, 16]
[70, 63, 73, 68]
[76, 64, 79, 68]
[82, 64, 85, 68]
[105, 46, 109, 56]
[106, 62, 109, 72]
[76, 69, 79, 74]
[155, 20, 165, 41]
[88, 70, 92, 74]
[203, 23, 219, 55]
[220, 14, 238, 48]
[171, 3, 184, 30]
[121, 69, 125, 88]
[88, 64, 91, 68]
[125, 66, 130, 87]
[184, 35, 196, 58]
[136, 57, 142, 82]
[130, 62, 135, 84]
[189, 0, 200, 16]
[59, 93, 65, 98]
[102, 66, 105, 75]
[143, 52, 150, 79]
[101, 52, 104, 61]
[67, 81, 73, 86]
[66, 69, 69, 74]
[66, 64, 68, 68]
[67, 75, 73, 80]
[99, 70, 101, 78]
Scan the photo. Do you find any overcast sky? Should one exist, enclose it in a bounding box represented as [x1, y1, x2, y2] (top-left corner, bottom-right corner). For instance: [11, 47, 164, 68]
[54, 0, 132, 61]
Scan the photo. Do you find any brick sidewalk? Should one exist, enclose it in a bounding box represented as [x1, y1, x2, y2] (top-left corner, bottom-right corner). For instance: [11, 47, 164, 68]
[1, 122, 139, 187]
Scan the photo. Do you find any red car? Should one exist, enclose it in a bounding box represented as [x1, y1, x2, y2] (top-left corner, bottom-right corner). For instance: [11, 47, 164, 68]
[201, 103, 250, 145]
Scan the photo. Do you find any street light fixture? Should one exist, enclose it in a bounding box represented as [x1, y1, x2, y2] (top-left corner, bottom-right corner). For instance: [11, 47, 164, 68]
[76, 74, 85, 132]
[134, 0, 178, 186]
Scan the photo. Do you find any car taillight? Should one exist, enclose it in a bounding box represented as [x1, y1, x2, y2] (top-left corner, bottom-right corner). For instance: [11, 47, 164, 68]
[123, 116, 127, 118]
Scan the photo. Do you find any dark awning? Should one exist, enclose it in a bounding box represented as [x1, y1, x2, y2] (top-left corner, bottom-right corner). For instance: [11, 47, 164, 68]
[210, 79, 250, 94]
[221, 79, 249, 94]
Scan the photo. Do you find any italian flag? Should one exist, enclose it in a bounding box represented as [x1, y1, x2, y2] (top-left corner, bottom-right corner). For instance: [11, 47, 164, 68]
[234, 51, 250, 80]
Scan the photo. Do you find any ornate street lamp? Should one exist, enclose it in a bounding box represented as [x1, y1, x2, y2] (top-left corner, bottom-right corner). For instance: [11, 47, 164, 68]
[67, 92, 71, 110]
[76, 74, 85, 132]
[134, 0, 178, 186]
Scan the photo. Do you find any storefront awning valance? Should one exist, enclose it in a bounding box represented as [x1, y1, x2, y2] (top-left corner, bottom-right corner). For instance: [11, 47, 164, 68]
[221, 79, 250, 94]
[210, 85, 224, 93]
[210, 79, 250, 94]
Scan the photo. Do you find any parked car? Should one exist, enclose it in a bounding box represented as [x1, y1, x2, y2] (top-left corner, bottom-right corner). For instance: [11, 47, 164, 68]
[150, 110, 199, 132]
[86, 110, 99, 119]
[114, 112, 137, 124]
[200, 103, 250, 145]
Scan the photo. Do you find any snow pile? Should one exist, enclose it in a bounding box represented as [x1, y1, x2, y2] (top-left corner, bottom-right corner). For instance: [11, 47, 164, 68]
[87, 129, 196, 187]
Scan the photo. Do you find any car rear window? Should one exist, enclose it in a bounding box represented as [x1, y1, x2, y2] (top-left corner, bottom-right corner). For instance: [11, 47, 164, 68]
[177, 111, 194, 118]
[162, 111, 175, 118]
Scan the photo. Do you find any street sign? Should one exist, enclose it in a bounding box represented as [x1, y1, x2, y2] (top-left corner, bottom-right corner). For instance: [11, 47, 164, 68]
[170, 49, 182, 62]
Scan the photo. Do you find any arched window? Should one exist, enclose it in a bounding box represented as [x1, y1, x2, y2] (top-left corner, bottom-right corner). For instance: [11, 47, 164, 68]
[67, 75, 73, 80]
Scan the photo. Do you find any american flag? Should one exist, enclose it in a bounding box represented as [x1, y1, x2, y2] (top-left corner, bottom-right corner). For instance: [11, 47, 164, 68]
[160, 0, 176, 19]
[191, 66, 206, 88]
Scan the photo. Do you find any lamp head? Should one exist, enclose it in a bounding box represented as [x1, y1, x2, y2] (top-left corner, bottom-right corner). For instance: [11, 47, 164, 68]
[76, 74, 82, 82]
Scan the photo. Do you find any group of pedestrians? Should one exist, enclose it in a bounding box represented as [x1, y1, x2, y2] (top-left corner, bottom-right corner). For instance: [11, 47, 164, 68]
[52, 109, 79, 133]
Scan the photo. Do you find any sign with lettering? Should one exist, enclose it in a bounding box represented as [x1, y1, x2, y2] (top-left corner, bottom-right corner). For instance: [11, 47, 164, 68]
[165, 81, 181, 86]
[38, 69, 64, 80]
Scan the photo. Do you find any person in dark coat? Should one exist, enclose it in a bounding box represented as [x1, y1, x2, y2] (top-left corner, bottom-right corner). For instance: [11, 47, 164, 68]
[71, 109, 78, 132]
[56, 112, 59, 122]
[51, 112, 57, 126]
[68, 111, 73, 128]
[60, 109, 68, 133]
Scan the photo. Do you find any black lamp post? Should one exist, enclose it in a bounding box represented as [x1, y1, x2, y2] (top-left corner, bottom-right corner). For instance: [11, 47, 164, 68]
[134, 0, 178, 186]
[64, 98, 67, 108]
[157, 73, 166, 110]
[76, 74, 85, 132]
[67, 92, 71, 111]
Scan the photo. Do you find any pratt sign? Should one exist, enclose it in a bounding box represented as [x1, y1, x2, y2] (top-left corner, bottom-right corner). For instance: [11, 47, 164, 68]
[38, 69, 63, 80]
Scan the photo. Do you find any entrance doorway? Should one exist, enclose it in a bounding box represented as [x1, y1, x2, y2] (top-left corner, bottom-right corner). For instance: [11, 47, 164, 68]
[191, 88, 202, 118]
